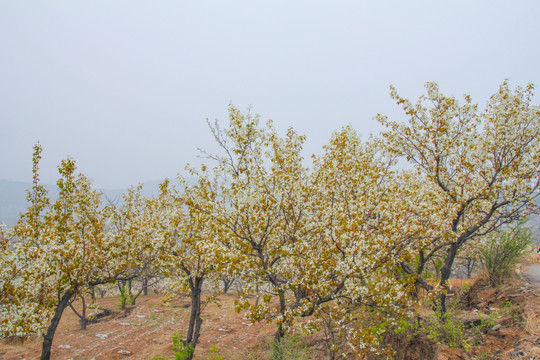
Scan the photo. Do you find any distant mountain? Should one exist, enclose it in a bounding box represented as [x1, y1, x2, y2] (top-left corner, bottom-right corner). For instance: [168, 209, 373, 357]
[0, 179, 36, 226]
[0, 178, 193, 226]
[98, 179, 167, 205]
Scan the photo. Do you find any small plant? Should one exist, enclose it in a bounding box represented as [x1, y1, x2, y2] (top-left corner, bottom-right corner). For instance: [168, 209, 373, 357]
[424, 309, 470, 351]
[470, 314, 495, 346]
[477, 351, 495, 359]
[503, 300, 522, 324]
[268, 334, 311, 360]
[153, 332, 194, 360]
[205, 345, 223, 360]
[118, 279, 135, 310]
[480, 226, 532, 286]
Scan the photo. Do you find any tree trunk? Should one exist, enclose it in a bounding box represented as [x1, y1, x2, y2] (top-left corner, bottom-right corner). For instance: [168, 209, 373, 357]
[80, 296, 87, 330]
[438, 243, 458, 314]
[69, 295, 89, 330]
[41, 289, 74, 360]
[270, 290, 287, 359]
[90, 286, 96, 302]
[412, 250, 427, 299]
[130, 277, 155, 305]
[143, 276, 149, 296]
[466, 258, 475, 279]
[274, 323, 285, 342]
[118, 280, 127, 310]
[222, 277, 235, 294]
[255, 283, 260, 306]
[118, 280, 134, 309]
[185, 276, 204, 360]
[126, 279, 133, 304]
[273, 324, 286, 360]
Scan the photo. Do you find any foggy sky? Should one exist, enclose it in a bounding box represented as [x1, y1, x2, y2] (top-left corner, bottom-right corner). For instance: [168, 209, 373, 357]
[2, 1, 539, 189]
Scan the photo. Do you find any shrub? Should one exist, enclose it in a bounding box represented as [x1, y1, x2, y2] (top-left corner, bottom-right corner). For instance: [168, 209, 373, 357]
[154, 332, 193, 360]
[424, 309, 470, 351]
[153, 333, 223, 360]
[205, 345, 224, 360]
[267, 334, 311, 360]
[479, 226, 532, 286]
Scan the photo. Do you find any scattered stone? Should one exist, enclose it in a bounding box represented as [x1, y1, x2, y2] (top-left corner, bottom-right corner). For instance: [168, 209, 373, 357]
[118, 349, 132, 355]
[507, 293, 523, 298]
[96, 334, 108, 339]
[218, 328, 230, 332]
[58, 344, 71, 349]
[456, 312, 487, 328]
[498, 315, 514, 326]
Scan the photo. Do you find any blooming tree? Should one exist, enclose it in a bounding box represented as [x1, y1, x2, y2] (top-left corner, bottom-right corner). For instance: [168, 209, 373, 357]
[307, 127, 439, 355]
[0, 144, 131, 360]
[154, 178, 230, 360]
[191, 106, 315, 342]
[191, 107, 429, 356]
[105, 184, 167, 309]
[378, 81, 540, 312]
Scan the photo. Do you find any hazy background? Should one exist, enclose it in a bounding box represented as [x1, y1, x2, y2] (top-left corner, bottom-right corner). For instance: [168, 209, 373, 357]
[2, 1, 540, 189]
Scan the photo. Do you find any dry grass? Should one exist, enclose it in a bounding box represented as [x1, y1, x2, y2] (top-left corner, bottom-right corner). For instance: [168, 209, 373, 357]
[447, 278, 473, 290]
[521, 250, 540, 265]
[2, 273, 539, 360]
[0, 293, 279, 360]
[524, 308, 540, 335]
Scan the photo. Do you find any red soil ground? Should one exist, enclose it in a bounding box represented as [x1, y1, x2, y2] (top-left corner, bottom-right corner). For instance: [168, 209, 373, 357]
[0, 293, 276, 360]
[1, 270, 539, 360]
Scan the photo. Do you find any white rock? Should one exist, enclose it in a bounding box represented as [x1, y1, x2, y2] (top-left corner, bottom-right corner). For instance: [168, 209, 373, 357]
[96, 334, 108, 339]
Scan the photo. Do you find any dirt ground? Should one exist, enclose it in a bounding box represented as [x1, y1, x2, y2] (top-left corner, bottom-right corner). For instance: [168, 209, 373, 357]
[434, 264, 540, 360]
[0, 293, 277, 360]
[1, 270, 539, 360]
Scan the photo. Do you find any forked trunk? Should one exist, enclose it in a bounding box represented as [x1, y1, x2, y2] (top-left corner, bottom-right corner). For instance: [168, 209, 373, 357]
[185, 276, 204, 360]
